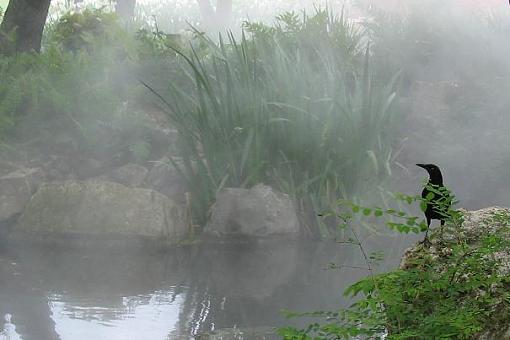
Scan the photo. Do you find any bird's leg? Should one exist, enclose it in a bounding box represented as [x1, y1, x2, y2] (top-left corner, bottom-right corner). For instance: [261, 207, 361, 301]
[435, 219, 447, 245]
[422, 231, 431, 246]
[421, 217, 431, 246]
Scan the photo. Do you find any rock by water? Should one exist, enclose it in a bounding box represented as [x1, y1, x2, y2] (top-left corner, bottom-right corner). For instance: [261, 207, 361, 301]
[13, 180, 189, 244]
[400, 207, 510, 340]
[0, 168, 44, 222]
[100, 163, 149, 187]
[205, 184, 300, 238]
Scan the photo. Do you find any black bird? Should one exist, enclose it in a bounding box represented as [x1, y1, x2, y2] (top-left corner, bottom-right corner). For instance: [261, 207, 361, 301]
[416, 163, 451, 242]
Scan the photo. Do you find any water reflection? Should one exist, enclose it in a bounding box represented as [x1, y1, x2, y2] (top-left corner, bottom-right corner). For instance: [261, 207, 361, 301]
[0, 235, 412, 339]
[0, 314, 22, 340]
[51, 293, 182, 340]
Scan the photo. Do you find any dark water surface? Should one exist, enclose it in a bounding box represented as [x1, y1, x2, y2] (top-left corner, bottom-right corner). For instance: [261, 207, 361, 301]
[0, 235, 412, 340]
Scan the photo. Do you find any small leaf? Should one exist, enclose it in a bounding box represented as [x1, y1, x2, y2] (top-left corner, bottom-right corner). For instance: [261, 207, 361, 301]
[406, 217, 417, 225]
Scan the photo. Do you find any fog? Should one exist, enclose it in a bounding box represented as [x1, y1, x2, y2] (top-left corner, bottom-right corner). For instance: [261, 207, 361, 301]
[1, 0, 510, 339]
[383, 0, 510, 209]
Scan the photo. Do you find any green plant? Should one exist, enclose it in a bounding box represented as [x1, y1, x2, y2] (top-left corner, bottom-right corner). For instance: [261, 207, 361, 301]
[135, 27, 184, 58]
[1, 4, 186, 155]
[0, 36, 156, 164]
[147, 9, 402, 230]
[49, 8, 123, 52]
[279, 189, 510, 339]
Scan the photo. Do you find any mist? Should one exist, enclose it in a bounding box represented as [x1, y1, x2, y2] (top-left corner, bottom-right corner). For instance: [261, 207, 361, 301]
[0, 0, 510, 339]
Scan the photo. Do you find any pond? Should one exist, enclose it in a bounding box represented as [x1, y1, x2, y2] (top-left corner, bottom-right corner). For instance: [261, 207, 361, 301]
[0, 234, 413, 340]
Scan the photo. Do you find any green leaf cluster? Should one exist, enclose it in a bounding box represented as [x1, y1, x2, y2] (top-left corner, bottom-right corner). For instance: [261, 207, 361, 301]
[48, 9, 123, 52]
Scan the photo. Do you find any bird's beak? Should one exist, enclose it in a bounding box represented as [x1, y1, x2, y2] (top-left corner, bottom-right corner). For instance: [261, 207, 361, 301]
[416, 163, 426, 169]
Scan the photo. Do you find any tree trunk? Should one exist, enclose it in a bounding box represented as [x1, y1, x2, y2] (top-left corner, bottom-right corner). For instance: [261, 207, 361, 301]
[196, 0, 233, 32]
[0, 0, 51, 55]
[115, 0, 136, 21]
[216, 0, 232, 28]
[197, 0, 215, 30]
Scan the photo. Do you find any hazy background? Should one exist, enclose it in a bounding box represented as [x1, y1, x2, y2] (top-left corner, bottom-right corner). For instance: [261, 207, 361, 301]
[1, 0, 510, 338]
[3, 0, 510, 211]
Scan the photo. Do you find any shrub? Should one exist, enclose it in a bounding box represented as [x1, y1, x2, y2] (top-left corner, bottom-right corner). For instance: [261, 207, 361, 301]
[0, 36, 155, 163]
[48, 8, 123, 52]
[135, 28, 185, 58]
[0, 6, 191, 162]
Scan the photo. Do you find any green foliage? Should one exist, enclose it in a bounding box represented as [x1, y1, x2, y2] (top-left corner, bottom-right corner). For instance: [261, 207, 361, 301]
[243, 9, 363, 65]
[280, 191, 510, 339]
[149, 9, 402, 229]
[0, 30, 157, 163]
[135, 28, 184, 58]
[0, 6, 200, 162]
[339, 183, 457, 235]
[49, 8, 123, 52]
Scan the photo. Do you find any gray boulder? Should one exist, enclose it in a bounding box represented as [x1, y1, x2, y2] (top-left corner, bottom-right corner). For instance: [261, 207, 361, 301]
[0, 160, 17, 177]
[101, 163, 149, 187]
[143, 157, 188, 202]
[400, 207, 510, 340]
[14, 180, 189, 243]
[205, 184, 300, 237]
[72, 157, 108, 179]
[0, 168, 44, 222]
[42, 155, 74, 181]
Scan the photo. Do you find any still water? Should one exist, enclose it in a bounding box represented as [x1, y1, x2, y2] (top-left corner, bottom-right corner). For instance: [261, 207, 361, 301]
[0, 235, 411, 340]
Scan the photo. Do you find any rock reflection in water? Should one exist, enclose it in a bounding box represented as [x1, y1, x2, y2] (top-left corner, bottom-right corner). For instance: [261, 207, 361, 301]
[0, 236, 407, 340]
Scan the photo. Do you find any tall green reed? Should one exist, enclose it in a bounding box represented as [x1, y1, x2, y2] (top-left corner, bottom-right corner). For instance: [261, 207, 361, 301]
[147, 10, 402, 235]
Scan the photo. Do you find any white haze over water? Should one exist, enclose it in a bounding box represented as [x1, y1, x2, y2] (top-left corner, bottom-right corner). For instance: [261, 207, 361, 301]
[50, 292, 183, 340]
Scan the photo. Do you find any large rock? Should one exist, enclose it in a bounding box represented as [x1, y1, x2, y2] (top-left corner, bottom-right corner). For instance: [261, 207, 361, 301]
[401, 207, 510, 271]
[143, 157, 188, 203]
[400, 207, 510, 340]
[0, 168, 44, 222]
[101, 163, 149, 187]
[205, 184, 300, 237]
[14, 180, 189, 243]
[142, 110, 180, 158]
[42, 155, 75, 181]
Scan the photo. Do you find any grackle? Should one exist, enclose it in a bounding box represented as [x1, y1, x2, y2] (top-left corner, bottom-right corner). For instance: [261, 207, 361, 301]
[416, 163, 451, 242]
